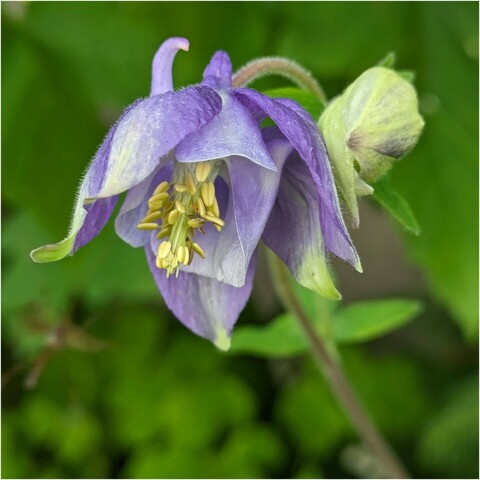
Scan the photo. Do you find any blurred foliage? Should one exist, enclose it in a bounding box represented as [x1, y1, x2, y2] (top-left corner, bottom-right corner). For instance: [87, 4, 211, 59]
[2, 2, 478, 479]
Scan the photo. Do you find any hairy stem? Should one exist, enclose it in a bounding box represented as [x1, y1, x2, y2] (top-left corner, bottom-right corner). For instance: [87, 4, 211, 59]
[232, 57, 327, 103]
[269, 255, 410, 479]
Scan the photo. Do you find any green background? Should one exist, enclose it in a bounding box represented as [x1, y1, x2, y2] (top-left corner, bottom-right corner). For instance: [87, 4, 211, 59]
[2, 2, 478, 478]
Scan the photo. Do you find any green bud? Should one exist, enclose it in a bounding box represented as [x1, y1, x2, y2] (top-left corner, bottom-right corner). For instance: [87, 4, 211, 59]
[319, 67, 424, 226]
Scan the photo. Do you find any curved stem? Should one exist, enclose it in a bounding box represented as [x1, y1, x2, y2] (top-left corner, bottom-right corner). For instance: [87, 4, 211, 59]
[232, 57, 327, 103]
[269, 254, 410, 479]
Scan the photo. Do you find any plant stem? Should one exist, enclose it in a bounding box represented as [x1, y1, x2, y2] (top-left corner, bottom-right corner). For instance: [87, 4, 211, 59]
[232, 57, 327, 103]
[270, 255, 410, 479]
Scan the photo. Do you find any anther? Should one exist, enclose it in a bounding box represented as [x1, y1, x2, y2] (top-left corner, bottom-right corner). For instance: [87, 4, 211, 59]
[141, 211, 162, 223]
[184, 172, 196, 194]
[137, 222, 160, 230]
[174, 184, 188, 193]
[156, 228, 170, 239]
[157, 241, 172, 259]
[204, 214, 225, 227]
[195, 162, 211, 182]
[153, 181, 170, 195]
[168, 209, 179, 224]
[192, 242, 206, 258]
[196, 198, 206, 217]
[211, 197, 220, 218]
[188, 218, 205, 228]
[175, 200, 186, 214]
[201, 182, 215, 207]
[149, 192, 170, 203]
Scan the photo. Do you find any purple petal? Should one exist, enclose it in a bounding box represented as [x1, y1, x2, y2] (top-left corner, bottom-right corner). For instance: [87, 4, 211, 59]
[202, 51, 232, 89]
[151, 37, 190, 95]
[73, 196, 119, 252]
[115, 162, 173, 247]
[234, 88, 361, 270]
[175, 150, 288, 287]
[146, 247, 257, 349]
[263, 153, 342, 299]
[93, 86, 221, 199]
[175, 92, 276, 171]
[31, 87, 221, 263]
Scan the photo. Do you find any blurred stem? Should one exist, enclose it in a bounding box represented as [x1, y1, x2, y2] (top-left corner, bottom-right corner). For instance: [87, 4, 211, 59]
[232, 57, 327, 103]
[269, 254, 410, 479]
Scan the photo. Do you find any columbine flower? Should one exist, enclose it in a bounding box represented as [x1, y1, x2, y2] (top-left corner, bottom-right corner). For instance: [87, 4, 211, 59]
[31, 37, 360, 349]
[319, 67, 424, 226]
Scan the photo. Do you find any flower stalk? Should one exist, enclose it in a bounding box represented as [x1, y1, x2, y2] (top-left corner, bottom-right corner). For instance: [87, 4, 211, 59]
[232, 57, 327, 103]
[269, 253, 409, 479]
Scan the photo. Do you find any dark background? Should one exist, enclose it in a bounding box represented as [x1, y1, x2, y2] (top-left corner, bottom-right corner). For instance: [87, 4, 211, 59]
[2, 2, 478, 478]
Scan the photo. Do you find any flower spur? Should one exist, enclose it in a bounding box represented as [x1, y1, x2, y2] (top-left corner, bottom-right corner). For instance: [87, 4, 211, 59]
[31, 37, 361, 349]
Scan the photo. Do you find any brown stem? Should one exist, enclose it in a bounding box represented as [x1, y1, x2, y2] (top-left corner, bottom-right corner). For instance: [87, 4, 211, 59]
[270, 255, 410, 479]
[232, 57, 327, 103]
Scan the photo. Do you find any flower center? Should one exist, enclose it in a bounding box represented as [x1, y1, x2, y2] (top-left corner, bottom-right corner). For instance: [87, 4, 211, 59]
[136, 161, 224, 277]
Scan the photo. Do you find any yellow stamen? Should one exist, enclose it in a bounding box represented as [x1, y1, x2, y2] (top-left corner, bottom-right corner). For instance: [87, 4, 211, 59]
[153, 181, 170, 195]
[158, 241, 172, 259]
[149, 192, 170, 203]
[196, 198, 206, 217]
[184, 172, 196, 194]
[168, 209, 179, 224]
[195, 162, 211, 182]
[156, 228, 170, 239]
[175, 200, 186, 214]
[211, 197, 220, 218]
[141, 211, 162, 223]
[204, 214, 225, 227]
[192, 242, 206, 258]
[201, 182, 215, 207]
[188, 218, 205, 228]
[137, 222, 159, 230]
[174, 184, 188, 193]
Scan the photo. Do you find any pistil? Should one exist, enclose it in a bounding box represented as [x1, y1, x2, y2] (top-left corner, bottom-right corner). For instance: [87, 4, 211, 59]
[136, 161, 223, 277]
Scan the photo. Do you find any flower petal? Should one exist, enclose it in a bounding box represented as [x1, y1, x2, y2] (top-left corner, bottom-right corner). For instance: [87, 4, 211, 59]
[94, 86, 222, 198]
[175, 92, 277, 170]
[146, 247, 257, 349]
[115, 162, 173, 247]
[263, 153, 341, 300]
[202, 51, 232, 89]
[31, 87, 221, 263]
[234, 89, 361, 271]
[151, 37, 190, 95]
[178, 146, 288, 287]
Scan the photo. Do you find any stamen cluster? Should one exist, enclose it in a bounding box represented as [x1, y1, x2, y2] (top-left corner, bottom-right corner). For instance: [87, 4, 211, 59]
[136, 161, 224, 277]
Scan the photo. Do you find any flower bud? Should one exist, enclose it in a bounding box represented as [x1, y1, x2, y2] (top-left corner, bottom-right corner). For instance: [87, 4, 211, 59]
[319, 67, 424, 226]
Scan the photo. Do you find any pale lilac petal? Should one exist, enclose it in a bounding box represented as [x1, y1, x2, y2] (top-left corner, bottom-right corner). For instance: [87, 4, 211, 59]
[93, 86, 222, 199]
[151, 37, 190, 95]
[234, 89, 360, 270]
[73, 196, 119, 252]
[31, 87, 221, 263]
[175, 93, 276, 170]
[146, 247, 257, 349]
[115, 163, 173, 247]
[202, 51, 232, 89]
[175, 146, 288, 287]
[263, 153, 342, 299]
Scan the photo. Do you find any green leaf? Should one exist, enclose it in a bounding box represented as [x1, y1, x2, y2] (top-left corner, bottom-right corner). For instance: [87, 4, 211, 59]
[230, 313, 308, 357]
[231, 298, 422, 357]
[332, 299, 423, 344]
[263, 87, 325, 119]
[372, 176, 421, 235]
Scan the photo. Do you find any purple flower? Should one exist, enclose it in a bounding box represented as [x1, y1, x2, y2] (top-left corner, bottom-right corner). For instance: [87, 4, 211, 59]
[31, 38, 360, 349]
